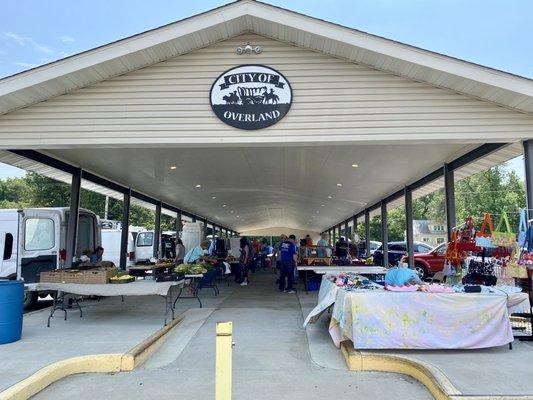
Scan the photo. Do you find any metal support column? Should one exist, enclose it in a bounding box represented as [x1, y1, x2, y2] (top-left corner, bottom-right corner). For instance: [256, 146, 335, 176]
[381, 202, 389, 267]
[65, 168, 81, 268]
[345, 220, 349, 240]
[353, 215, 357, 236]
[154, 202, 161, 258]
[175, 211, 182, 236]
[444, 163, 456, 242]
[365, 210, 370, 258]
[119, 189, 131, 270]
[204, 220, 208, 240]
[524, 140, 533, 220]
[405, 187, 415, 268]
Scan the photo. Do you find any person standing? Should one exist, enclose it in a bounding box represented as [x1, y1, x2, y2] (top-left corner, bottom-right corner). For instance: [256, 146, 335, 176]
[316, 233, 328, 257]
[239, 237, 252, 286]
[175, 238, 186, 264]
[279, 234, 297, 293]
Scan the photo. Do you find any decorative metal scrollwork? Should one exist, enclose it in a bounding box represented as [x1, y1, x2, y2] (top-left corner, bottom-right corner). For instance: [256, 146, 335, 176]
[236, 42, 262, 55]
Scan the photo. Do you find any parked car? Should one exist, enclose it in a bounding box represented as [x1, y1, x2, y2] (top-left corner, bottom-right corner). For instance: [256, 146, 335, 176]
[357, 240, 382, 258]
[401, 242, 447, 279]
[373, 241, 433, 268]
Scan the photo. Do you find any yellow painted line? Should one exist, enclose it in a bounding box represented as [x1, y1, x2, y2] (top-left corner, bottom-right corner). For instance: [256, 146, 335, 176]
[341, 341, 533, 400]
[215, 321, 233, 400]
[0, 314, 185, 400]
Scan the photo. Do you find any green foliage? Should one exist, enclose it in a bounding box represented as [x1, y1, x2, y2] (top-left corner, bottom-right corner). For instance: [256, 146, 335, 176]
[355, 166, 525, 242]
[0, 166, 527, 238]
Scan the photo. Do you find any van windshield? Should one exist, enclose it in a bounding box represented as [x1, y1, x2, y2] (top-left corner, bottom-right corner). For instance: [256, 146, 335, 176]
[137, 232, 154, 247]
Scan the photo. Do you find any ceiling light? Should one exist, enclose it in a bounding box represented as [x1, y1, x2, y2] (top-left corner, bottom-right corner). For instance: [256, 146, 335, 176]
[230, 210, 234, 214]
[351, 164, 358, 168]
[316, 211, 319, 214]
[327, 195, 332, 199]
[211, 196, 216, 199]
[236, 215, 240, 218]
[337, 183, 343, 187]
[170, 166, 177, 170]
[321, 204, 325, 207]
[222, 204, 227, 207]
[195, 184, 201, 188]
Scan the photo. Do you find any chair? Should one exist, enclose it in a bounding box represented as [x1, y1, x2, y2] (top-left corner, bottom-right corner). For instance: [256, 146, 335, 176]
[429, 272, 445, 283]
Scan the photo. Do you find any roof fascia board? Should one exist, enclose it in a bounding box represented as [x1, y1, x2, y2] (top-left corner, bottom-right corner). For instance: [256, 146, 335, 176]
[246, 2, 533, 97]
[0, 1, 249, 96]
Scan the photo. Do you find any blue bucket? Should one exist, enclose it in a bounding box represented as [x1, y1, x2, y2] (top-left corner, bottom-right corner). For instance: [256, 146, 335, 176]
[0, 280, 24, 344]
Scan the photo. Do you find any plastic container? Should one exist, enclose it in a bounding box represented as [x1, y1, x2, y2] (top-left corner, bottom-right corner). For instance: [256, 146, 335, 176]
[0, 280, 24, 344]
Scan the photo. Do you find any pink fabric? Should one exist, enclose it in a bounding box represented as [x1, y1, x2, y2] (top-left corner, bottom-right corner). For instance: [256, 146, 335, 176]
[420, 284, 455, 293]
[384, 284, 419, 292]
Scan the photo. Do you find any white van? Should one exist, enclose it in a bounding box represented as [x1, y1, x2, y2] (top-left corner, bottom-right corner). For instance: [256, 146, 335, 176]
[100, 229, 135, 269]
[0, 208, 101, 307]
[134, 230, 177, 262]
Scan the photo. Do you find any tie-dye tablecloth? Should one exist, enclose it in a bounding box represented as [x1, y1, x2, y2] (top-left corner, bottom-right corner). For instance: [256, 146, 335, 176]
[306, 276, 529, 349]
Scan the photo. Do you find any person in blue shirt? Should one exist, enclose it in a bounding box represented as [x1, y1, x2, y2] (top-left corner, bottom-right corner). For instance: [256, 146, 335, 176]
[279, 234, 297, 293]
[183, 241, 209, 264]
[90, 246, 104, 264]
[316, 233, 329, 257]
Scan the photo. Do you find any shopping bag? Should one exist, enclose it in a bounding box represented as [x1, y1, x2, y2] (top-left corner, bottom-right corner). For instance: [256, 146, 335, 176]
[475, 213, 494, 248]
[518, 209, 528, 248]
[492, 212, 516, 247]
[508, 245, 528, 278]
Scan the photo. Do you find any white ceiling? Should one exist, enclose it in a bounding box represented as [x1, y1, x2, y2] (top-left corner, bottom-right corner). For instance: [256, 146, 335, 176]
[43, 143, 476, 232]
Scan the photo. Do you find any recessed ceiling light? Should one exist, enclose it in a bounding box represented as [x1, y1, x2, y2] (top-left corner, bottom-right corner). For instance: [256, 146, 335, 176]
[170, 166, 177, 170]
[211, 196, 216, 199]
[351, 164, 358, 168]
[321, 204, 325, 207]
[316, 211, 320, 214]
[230, 210, 234, 214]
[337, 183, 343, 187]
[327, 195, 333, 199]
[236, 215, 240, 218]
[195, 184, 201, 188]
[222, 204, 227, 207]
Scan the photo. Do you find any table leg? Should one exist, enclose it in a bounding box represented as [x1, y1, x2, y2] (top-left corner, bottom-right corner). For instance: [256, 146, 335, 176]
[47, 292, 67, 328]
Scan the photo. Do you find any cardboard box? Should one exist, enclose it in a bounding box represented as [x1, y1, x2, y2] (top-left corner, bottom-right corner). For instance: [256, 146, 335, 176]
[40, 271, 64, 283]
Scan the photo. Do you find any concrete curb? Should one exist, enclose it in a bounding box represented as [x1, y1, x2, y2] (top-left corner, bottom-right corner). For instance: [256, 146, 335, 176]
[340, 341, 533, 400]
[0, 314, 185, 400]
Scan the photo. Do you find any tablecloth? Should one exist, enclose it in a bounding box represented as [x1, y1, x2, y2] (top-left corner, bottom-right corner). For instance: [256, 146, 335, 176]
[305, 275, 531, 349]
[35, 280, 184, 297]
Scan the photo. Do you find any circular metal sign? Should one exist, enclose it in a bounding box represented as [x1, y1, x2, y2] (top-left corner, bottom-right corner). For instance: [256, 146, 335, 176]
[210, 65, 292, 130]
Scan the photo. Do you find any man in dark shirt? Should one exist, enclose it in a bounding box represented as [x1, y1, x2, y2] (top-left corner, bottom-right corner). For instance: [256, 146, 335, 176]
[279, 234, 297, 293]
[335, 237, 348, 258]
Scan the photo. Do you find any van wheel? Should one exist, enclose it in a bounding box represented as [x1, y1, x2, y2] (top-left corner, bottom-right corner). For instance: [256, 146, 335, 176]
[414, 263, 428, 280]
[23, 291, 38, 310]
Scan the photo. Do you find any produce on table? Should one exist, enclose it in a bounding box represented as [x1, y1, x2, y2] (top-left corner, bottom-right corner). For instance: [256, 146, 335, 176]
[175, 264, 207, 274]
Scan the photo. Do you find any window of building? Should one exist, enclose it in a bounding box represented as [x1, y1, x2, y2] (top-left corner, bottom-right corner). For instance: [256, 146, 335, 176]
[436, 237, 445, 244]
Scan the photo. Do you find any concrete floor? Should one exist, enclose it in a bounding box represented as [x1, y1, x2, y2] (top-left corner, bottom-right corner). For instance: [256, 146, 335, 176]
[0, 280, 229, 393]
[32, 272, 432, 399]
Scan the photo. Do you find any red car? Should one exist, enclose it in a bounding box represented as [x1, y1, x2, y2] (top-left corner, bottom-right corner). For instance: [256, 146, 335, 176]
[400, 243, 447, 279]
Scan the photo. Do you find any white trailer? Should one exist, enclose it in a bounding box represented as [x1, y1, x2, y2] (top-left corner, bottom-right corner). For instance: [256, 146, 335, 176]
[0, 207, 101, 308]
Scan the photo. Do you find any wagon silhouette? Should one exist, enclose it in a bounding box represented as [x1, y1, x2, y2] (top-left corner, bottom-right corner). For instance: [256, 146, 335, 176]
[237, 86, 267, 105]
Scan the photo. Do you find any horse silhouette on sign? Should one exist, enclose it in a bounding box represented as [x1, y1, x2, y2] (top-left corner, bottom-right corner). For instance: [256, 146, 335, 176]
[263, 89, 279, 104]
[222, 91, 239, 104]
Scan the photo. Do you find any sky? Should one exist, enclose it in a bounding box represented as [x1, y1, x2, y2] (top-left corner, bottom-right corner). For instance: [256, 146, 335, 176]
[0, 0, 531, 179]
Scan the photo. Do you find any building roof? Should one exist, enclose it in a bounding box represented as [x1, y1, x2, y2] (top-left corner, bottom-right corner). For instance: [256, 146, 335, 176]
[0, 0, 532, 116]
